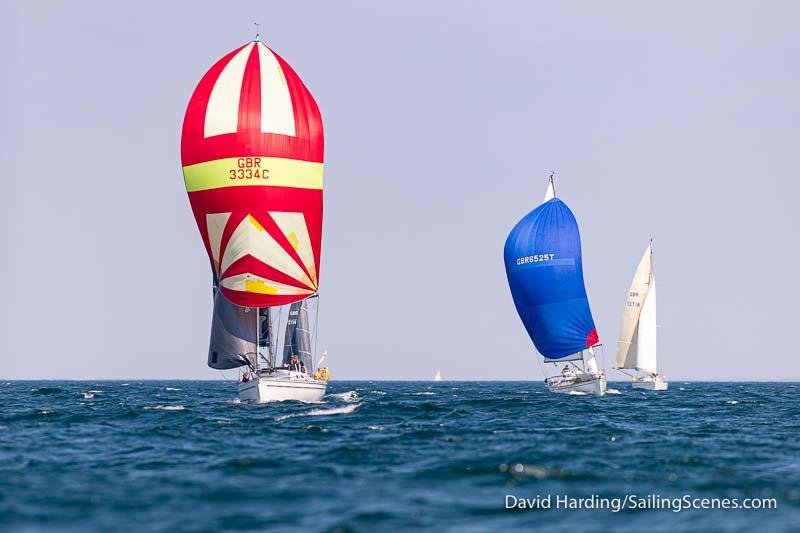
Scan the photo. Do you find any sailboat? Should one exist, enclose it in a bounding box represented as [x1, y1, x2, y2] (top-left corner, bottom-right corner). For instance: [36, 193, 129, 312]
[433, 369, 443, 382]
[180, 35, 330, 402]
[504, 174, 607, 396]
[615, 241, 668, 390]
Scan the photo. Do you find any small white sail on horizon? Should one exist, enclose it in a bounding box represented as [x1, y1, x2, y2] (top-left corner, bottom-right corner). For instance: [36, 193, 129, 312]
[433, 369, 443, 382]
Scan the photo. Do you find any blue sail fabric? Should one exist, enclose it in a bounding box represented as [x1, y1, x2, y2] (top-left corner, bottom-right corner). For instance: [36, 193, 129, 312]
[504, 198, 599, 359]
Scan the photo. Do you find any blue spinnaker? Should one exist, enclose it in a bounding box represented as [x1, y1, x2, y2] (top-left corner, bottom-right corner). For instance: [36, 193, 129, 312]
[504, 198, 599, 359]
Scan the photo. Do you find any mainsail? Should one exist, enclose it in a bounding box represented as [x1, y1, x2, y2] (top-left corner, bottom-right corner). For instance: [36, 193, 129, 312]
[208, 290, 258, 369]
[616, 243, 657, 374]
[282, 299, 313, 372]
[181, 40, 325, 309]
[504, 193, 599, 360]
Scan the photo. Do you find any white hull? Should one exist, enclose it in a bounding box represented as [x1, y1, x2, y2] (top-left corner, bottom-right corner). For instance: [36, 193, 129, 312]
[632, 378, 669, 391]
[547, 374, 607, 396]
[238, 370, 327, 403]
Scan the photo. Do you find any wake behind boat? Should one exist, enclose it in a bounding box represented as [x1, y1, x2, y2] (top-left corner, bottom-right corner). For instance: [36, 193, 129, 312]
[615, 241, 668, 390]
[180, 37, 331, 402]
[504, 174, 607, 396]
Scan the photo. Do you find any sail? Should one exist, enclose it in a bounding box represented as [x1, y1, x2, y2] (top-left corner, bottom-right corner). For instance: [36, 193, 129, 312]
[615, 244, 657, 373]
[181, 41, 324, 308]
[282, 300, 313, 372]
[504, 197, 599, 359]
[208, 289, 257, 369]
[543, 179, 555, 203]
[637, 278, 657, 374]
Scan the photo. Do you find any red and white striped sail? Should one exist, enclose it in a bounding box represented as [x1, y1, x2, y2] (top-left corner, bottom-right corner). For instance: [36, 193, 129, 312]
[181, 41, 324, 308]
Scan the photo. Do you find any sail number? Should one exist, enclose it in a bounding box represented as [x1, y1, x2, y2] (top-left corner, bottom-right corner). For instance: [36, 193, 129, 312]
[516, 254, 555, 266]
[229, 158, 270, 180]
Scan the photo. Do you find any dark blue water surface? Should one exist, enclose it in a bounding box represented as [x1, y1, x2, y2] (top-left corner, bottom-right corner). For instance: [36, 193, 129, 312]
[1, 381, 798, 532]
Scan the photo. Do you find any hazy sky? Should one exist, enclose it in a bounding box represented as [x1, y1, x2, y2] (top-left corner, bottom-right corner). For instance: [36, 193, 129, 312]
[2, 1, 798, 380]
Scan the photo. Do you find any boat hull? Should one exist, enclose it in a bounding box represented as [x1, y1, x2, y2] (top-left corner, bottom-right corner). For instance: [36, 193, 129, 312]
[547, 375, 607, 396]
[632, 379, 669, 391]
[238, 371, 327, 403]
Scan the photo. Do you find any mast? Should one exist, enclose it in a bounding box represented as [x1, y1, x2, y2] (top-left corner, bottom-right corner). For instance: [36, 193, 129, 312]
[254, 308, 260, 373]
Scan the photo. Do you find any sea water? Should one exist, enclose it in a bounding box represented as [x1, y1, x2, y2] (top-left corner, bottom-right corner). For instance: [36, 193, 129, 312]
[1, 381, 798, 531]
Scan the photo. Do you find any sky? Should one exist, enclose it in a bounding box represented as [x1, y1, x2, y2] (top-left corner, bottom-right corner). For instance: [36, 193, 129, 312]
[2, 1, 798, 380]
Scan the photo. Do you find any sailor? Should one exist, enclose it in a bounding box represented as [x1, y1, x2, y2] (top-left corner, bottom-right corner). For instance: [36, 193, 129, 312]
[290, 355, 301, 372]
[561, 365, 570, 377]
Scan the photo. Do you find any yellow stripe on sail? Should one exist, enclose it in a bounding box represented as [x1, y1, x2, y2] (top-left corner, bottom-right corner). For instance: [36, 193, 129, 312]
[183, 157, 323, 192]
[244, 279, 279, 294]
[247, 215, 265, 232]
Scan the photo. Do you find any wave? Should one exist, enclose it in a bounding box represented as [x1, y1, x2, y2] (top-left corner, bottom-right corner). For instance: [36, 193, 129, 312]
[409, 392, 435, 396]
[606, 388, 621, 395]
[566, 391, 588, 396]
[144, 405, 185, 411]
[726, 400, 739, 405]
[327, 391, 359, 403]
[277, 403, 360, 421]
[164, 387, 182, 391]
[82, 392, 95, 399]
[31, 387, 64, 395]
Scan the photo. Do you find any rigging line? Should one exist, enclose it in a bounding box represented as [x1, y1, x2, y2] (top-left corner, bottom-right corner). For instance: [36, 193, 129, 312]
[312, 296, 320, 370]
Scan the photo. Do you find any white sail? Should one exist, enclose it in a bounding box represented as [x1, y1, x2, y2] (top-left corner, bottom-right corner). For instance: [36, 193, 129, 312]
[615, 243, 655, 371]
[636, 278, 657, 374]
[433, 369, 443, 381]
[543, 178, 555, 203]
[583, 346, 599, 374]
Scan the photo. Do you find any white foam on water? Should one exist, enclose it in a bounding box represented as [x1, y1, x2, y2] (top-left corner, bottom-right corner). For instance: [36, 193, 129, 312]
[144, 405, 185, 411]
[82, 392, 95, 399]
[121, 383, 130, 386]
[370, 390, 386, 395]
[368, 425, 384, 431]
[606, 388, 621, 395]
[566, 391, 588, 396]
[277, 403, 360, 421]
[0, 425, 6, 430]
[327, 391, 359, 403]
[727, 400, 739, 405]
[679, 387, 686, 391]
[165, 387, 182, 391]
[88, 390, 103, 393]
[409, 392, 435, 396]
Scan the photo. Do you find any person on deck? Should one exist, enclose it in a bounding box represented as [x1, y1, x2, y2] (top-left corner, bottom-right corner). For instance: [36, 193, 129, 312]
[290, 355, 301, 372]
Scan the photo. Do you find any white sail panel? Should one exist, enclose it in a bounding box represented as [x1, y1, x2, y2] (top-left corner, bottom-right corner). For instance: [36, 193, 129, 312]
[220, 215, 314, 288]
[256, 44, 296, 136]
[269, 211, 317, 284]
[543, 180, 555, 203]
[204, 44, 254, 138]
[636, 278, 657, 374]
[583, 346, 599, 374]
[615, 244, 653, 370]
[206, 212, 231, 273]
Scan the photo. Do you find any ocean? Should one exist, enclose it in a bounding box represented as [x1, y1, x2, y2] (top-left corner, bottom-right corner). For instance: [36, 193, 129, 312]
[1, 381, 798, 532]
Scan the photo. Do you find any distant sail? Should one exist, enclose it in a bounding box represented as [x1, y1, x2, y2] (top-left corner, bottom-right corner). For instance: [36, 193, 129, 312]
[504, 197, 599, 359]
[181, 41, 324, 308]
[434, 369, 442, 381]
[615, 244, 657, 374]
[282, 299, 313, 372]
[208, 290, 257, 369]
